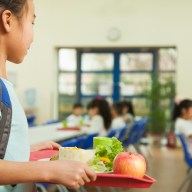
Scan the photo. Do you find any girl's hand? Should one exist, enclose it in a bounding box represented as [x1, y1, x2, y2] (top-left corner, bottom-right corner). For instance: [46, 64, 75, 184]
[45, 160, 97, 189]
[30, 141, 60, 152]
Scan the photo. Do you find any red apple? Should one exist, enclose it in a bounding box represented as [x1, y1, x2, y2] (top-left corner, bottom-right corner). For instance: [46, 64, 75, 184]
[113, 152, 146, 178]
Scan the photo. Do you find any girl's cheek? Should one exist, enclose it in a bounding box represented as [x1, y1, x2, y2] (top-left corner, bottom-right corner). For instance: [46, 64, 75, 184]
[189, 114, 192, 119]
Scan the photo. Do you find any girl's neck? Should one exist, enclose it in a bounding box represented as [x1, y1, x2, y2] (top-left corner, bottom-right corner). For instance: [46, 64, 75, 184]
[113, 113, 119, 118]
[180, 115, 190, 121]
[90, 114, 99, 118]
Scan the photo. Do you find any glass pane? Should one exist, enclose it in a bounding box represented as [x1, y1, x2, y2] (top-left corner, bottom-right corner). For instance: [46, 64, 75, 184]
[82, 53, 114, 71]
[58, 95, 76, 119]
[59, 49, 77, 71]
[159, 48, 177, 71]
[120, 53, 153, 71]
[160, 98, 171, 108]
[81, 98, 92, 108]
[59, 73, 76, 95]
[81, 74, 113, 95]
[159, 73, 175, 84]
[123, 98, 149, 117]
[120, 74, 151, 95]
[160, 98, 173, 120]
[159, 73, 176, 101]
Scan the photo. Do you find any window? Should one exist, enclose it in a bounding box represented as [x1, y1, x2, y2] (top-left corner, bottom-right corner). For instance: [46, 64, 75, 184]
[120, 53, 153, 71]
[82, 53, 113, 71]
[59, 49, 77, 71]
[58, 47, 176, 119]
[81, 73, 113, 95]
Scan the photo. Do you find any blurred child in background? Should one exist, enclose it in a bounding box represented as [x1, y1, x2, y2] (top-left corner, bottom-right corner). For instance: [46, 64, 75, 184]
[66, 103, 84, 126]
[173, 99, 192, 136]
[173, 99, 192, 156]
[111, 102, 126, 129]
[121, 100, 135, 124]
[86, 98, 112, 135]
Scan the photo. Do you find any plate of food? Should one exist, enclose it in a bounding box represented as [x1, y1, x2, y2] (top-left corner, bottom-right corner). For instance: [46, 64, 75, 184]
[44, 137, 123, 174]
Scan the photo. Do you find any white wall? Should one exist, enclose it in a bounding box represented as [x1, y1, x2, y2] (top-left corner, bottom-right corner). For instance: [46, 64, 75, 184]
[7, 0, 192, 123]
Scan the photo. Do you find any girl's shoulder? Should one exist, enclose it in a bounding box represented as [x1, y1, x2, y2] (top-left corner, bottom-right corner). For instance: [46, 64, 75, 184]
[175, 118, 188, 124]
[175, 118, 192, 130]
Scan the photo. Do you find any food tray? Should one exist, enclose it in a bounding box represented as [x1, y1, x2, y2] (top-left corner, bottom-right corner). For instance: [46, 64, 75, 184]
[86, 173, 155, 188]
[30, 149, 58, 161]
[30, 150, 156, 188]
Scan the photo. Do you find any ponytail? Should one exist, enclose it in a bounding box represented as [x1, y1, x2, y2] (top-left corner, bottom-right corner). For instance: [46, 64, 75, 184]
[172, 103, 181, 121]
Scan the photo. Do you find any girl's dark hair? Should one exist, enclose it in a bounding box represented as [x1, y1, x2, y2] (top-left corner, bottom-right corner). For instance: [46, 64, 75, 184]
[173, 99, 192, 121]
[0, 0, 28, 17]
[112, 102, 124, 116]
[121, 100, 135, 117]
[87, 98, 112, 130]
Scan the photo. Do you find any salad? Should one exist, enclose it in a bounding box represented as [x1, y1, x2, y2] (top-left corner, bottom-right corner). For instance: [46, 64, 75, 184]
[89, 137, 124, 173]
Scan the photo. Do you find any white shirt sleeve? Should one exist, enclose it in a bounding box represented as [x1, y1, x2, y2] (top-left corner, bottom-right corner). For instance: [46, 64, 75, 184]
[66, 114, 82, 126]
[111, 117, 126, 130]
[89, 115, 106, 136]
[175, 118, 192, 137]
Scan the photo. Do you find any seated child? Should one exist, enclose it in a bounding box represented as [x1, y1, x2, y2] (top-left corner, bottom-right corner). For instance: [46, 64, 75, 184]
[111, 102, 126, 129]
[86, 98, 112, 136]
[66, 103, 84, 126]
[121, 100, 135, 124]
[173, 99, 192, 156]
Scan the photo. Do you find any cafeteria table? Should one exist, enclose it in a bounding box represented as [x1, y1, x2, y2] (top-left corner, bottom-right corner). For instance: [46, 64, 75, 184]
[29, 122, 86, 145]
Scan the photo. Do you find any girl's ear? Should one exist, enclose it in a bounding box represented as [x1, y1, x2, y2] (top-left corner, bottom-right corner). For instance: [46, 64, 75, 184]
[1, 10, 13, 33]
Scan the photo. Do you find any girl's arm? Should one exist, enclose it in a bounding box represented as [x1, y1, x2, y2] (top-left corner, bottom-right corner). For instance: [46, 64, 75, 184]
[0, 160, 96, 189]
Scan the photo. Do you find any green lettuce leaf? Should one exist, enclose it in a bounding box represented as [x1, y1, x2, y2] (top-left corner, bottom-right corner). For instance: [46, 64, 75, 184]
[90, 137, 124, 172]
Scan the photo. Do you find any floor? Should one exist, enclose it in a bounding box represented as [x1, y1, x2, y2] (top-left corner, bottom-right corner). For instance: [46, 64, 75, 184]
[47, 146, 190, 192]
